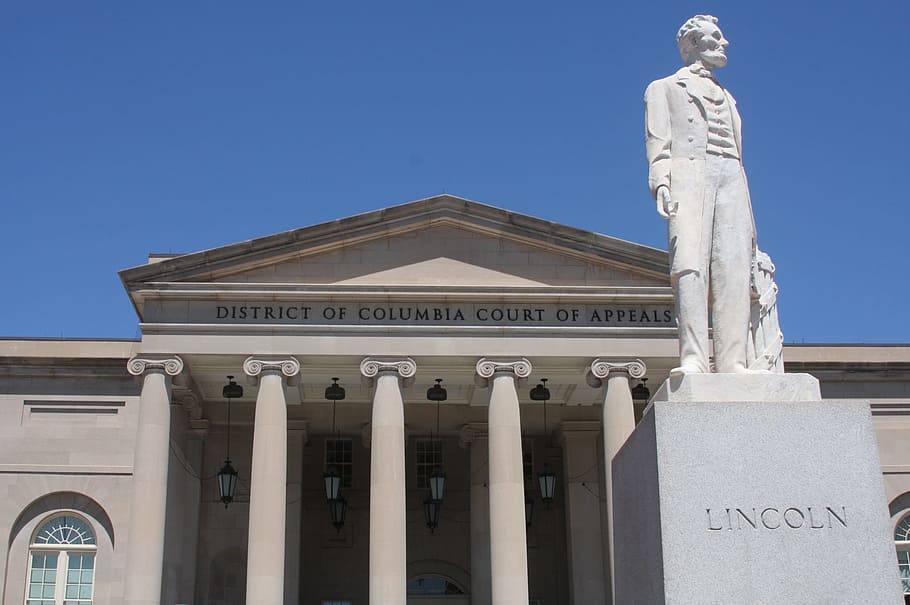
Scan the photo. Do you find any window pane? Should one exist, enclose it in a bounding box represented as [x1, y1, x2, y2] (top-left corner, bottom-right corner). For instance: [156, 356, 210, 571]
[34, 516, 96, 545]
[415, 439, 443, 489]
[325, 439, 354, 488]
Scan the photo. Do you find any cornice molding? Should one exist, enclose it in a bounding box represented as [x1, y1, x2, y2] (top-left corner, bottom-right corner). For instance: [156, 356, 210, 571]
[119, 195, 669, 292]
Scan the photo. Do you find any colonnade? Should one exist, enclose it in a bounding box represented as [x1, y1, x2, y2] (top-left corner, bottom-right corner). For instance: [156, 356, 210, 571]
[123, 355, 646, 605]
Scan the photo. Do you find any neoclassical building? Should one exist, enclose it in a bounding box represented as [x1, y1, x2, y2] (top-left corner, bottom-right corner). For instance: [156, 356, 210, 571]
[1, 195, 908, 605]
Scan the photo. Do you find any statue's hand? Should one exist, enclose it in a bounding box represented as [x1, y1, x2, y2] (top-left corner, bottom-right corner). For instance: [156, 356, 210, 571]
[656, 186, 677, 218]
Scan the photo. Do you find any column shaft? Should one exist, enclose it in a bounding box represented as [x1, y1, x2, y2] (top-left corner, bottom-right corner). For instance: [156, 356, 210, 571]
[246, 371, 289, 605]
[369, 372, 407, 605]
[488, 373, 530, 605]
[124, 369, 173, 605]
[602, 371, 636, 603]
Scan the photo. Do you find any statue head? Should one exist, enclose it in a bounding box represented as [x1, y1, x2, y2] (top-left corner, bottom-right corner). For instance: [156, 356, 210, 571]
[677, 15, 729, 69]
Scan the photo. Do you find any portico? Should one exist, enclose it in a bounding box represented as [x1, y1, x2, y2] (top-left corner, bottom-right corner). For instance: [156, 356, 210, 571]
[115, 195, 675, 604]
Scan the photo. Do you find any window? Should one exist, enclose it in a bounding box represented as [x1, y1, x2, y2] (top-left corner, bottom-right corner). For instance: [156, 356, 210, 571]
[26, 514, 96, 605]
[896, 514, 910, 599]
[415, 439, 443, 489]
[325, 438, 353, 488]
[321, 601, 351, 605]
[407, 575, 466, 595]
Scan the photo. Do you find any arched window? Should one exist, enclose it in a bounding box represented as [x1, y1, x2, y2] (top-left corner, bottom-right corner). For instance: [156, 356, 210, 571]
[25, 514, 97, 605]
[896, 514, 910, 602]
[406, 574, 466, 596]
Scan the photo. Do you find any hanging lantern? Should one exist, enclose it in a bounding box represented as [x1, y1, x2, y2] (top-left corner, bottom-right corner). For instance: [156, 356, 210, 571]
[218, 375, 242, 509]
[329, 496, 347, 533]
[424, 496, 441, 532]
[217, 460, 238, 509]
[538, 464, 556, 506]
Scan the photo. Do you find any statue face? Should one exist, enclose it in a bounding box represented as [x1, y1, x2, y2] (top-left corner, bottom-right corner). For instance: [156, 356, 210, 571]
[694, 22, 729, 69]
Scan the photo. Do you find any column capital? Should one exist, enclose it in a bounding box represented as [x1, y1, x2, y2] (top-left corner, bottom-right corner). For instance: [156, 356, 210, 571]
[474, 358, 532, 386]
[242, 357, 300, 383]
[359, 357, 417, 379]
[459, 422, 488, 448]
[127, 355, 184, 377]
[586, 358, 646, 387]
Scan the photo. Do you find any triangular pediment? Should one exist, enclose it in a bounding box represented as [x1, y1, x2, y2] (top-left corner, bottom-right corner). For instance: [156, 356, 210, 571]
[120, 195, 669, 299]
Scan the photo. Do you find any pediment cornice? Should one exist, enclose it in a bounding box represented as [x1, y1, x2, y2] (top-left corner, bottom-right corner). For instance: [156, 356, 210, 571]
[119, 194, 668, 290]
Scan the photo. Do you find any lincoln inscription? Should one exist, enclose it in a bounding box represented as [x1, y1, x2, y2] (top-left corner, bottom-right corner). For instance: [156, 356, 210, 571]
[706, 506, 848, 531]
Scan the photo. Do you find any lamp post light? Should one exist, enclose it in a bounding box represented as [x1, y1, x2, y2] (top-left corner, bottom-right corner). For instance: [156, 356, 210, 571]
[217, 375, 242, 508]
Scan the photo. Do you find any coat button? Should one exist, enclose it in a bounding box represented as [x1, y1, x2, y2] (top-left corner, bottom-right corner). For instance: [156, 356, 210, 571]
[688, 116, 694, 122]
[688, 136, 694, 142]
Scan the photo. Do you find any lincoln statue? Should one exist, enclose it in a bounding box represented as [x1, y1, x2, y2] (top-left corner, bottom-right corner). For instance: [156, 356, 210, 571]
[645, 14, 764, 375]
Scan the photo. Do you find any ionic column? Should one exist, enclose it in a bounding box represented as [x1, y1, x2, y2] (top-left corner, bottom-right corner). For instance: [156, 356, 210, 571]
[124, 356, 184, 605]
[361, 357, 417, 605]
[588, 358, 646, 604]
[243, 357, 301, 605]
[460, 423, 491, 605]
[475, 358, 532, 605]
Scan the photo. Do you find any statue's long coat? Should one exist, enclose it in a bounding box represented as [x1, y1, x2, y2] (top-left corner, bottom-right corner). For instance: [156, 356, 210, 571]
[644, 66, 755, 277]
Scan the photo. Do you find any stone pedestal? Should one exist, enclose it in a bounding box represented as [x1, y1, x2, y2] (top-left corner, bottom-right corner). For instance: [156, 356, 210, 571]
[612, 374, 903, 605]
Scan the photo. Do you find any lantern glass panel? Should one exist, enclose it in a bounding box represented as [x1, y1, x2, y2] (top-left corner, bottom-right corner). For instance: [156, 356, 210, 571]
[429, 467, 446, 502]
[538, 471, 556, 502]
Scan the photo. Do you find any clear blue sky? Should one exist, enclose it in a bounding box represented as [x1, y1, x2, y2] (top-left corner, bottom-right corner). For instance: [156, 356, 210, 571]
[2, 2, 908, 342]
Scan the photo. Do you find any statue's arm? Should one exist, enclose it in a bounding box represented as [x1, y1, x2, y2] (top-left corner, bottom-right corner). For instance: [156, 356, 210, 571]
[645, 80, 674, 217]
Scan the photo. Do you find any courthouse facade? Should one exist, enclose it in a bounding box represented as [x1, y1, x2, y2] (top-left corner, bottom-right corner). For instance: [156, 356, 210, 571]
[1, 195, 909, 604]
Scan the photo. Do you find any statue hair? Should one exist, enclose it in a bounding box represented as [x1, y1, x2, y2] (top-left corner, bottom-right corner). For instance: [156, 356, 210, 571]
[677, 14, 719, 65]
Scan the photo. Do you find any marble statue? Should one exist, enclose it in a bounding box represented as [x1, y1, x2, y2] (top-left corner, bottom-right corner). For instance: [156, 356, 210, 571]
[748, 249, 784, 373]
[645, 14, 781, 375]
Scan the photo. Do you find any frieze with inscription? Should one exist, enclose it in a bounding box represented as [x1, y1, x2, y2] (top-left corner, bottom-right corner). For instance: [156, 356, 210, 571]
[145, 301, 675, 327]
